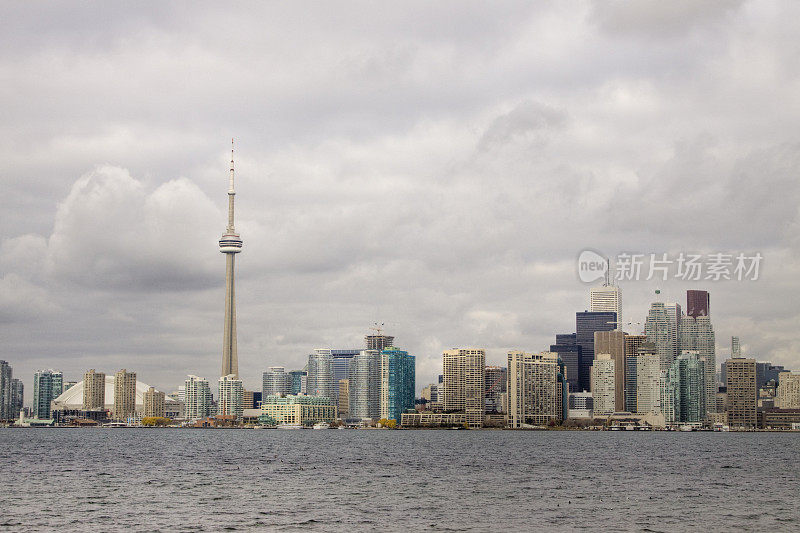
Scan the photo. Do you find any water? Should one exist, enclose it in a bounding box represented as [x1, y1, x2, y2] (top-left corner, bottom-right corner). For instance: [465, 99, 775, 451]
[1, 429, 798, 532]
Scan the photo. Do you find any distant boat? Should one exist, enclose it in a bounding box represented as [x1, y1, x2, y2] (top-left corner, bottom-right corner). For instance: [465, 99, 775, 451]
[312, 422, 330, 430]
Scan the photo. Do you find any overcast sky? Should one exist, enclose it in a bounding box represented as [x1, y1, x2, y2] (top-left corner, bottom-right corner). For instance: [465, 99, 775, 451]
[2, 1, 799, 400]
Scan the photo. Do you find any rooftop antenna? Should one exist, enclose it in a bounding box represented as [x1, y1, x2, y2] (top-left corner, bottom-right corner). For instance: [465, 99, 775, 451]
[604, 257, 611, 287]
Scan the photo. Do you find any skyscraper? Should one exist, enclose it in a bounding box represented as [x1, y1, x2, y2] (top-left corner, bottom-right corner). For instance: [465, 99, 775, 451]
[726, 358, 757, 428]
[442, 349, 485, 427]
[484, 365, 507, 413]
[113, 369, 137, 420]
[624, 334, 647, 413]
[661, 351, 706, 425]
[33, 369, 63, 419]
[10, 379, 23, 418]
[507, 351, 563, 427]
[686, 290, 710, 318]
[777, 372, 800, 409]
[0, 361, 11, 420]
[349, 350, 381, 420]
[679, 315, 716, 414]
[575, 311, 616, 392]
[185, 375, 212, 421]
[550, 333, 581, 394]
[590, 285, 622, 325]
[289, 370, 308, 395]
[594, 330, 627, 412]
[379, 347, 415, 421]
[83, 369, 106, 411]
[591, 353, 615, 416]
[635, 344, 661, 415]
[262, 367, 292, 397]
[731, 336, 741, 358]
[338, 379, 350, 418]
[219, 140, 243, 379]
[307, 349, 336, 401]
[365, 333, 394, 351]
[645, 302, 679, 373]
[218, 374, 244, 418]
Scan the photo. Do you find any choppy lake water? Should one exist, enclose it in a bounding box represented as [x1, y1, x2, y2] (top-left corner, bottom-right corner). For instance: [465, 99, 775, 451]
[1, 429, 798, 531]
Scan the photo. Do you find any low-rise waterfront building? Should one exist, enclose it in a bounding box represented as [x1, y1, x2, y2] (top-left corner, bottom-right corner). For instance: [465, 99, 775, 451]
[261, 394, 336, 426]
[401, 412, 466, 427]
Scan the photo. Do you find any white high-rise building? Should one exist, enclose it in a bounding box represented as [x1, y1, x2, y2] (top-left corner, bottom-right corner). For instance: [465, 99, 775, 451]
[349, 350, 380, 420]
[307, 349, 336, 401]
[262, 366, 292, 397]
[185, 375, 212, 421]
[218, 374, 243, 418]
[507, 351, 563, 427]
[636, 351, 662, 414]
[591, 353, 615, 416]
[731, 336, 741, 358]
[777, 372, 800, 409]
[590, 285, 622, 326]
[219, 141, 243, 379]
[443, 349, 485, 428]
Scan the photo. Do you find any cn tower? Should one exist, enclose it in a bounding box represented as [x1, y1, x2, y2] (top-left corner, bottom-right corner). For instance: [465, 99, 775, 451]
[219, 139, 242, 378]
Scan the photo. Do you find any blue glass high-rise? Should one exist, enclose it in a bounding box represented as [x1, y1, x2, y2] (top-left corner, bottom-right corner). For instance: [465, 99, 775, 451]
[381, 347, 415, 422]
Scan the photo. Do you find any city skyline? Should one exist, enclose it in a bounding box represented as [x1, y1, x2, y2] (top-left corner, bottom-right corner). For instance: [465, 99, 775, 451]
[1, 3, 799, 400]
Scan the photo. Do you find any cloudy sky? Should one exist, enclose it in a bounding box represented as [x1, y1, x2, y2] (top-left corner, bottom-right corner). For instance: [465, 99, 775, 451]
[2, 1, 799, 399]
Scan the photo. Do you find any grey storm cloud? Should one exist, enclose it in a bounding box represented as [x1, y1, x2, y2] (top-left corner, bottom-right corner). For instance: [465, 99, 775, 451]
[1, 1, 799, 398]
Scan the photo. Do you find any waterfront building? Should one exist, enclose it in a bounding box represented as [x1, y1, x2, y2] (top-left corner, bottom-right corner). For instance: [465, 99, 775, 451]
[594, 330, 627, 411]
[0, 361, 11, 420]
[443, 348, 486, 428]
[349, 350, 381, 420]
[33, 369, 63, 419]
[83, 369, 106, 411]
[219, 141, 243, 379]
[338, 379, 350, 418]
[590, 284, 622, 325]
[726, 358, 757, 428]
[113, 369, 137, 420]
[590, 353, 615, 416]
[242, 390, 255, 409]
[777, 372, 800, 408]
[686, 290, 710, 318]
[624, 335, 647, 412]
[645, 302, 680, 373]
[485, 365, 507, 413]
[379, 347, 415, 421]
[262, 366, 292, 397]
[143, 386, 166, 418]
[10, 379, 23, 418]
[661, 351, 706, 425]
[261, 394, 336, 425]
[568, 391, 594, 419]
[307, 349, 336, 401]
[678, 313, 716, 413]
[635, 345, 661, 415]
[507, 351, 563, 427]
[185, 375, 212, 421]
[52, 377, 177, 418]
[576, 311, 616, 392]
[550, 333, 581, 393]
[289, 370, 307, 395]
[218, 374, 244, 418]
[400, 412, 466, 427]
